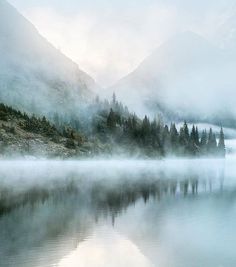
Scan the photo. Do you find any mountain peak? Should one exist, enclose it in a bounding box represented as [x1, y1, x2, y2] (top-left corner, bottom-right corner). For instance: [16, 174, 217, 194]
[153, 31, 218, 58]
[135, 31, 221, 74]
[111, 31, 235, 122]
[0, 0, 98, 115]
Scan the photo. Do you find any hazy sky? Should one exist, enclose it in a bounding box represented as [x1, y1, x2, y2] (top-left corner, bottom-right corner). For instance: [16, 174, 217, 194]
[8, 0, 236, 87]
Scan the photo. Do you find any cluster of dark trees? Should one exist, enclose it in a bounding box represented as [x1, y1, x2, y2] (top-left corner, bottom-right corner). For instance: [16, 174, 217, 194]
[0, 103, 59, 137]
[92, 94, 226, 157]
[0, 103, 83, 149]
[105, 109, 225, 157]
[0, 96, 226, 157]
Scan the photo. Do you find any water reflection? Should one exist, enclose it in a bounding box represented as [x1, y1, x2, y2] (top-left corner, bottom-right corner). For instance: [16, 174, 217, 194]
[0, 159, 235, 267]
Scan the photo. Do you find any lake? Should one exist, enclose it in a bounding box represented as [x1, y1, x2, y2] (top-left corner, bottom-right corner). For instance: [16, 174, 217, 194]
[0, 157, 236, 267]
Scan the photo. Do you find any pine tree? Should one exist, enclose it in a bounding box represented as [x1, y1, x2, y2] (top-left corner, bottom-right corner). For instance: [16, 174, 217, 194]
[190, 125, 196, 143]
[178, 122, 190, 154]
[126, 117, 133, 133]
[200, 130, 207, 154]
[107, 109, 116, 129]
[179, 127, 185, 146]
[183, 121, 190, 141]
[200, 130, 207, 147]
[130, 115, 138, 139]
[207, 128, 217, 154]
[218, 127, 225, 157]
[162, 125, 171, 154]
[151, 119, 158, 135]
[170, 123, 178, 148]
[190, 125, 197, 154]
[141, 115, 151, 146]
[195, 127, 200, 146]
[112, 93, 116, 105]
[142, 116, 151, 135]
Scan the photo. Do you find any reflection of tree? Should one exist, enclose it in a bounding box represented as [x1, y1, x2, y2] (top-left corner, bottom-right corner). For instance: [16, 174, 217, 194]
[0, 160, 227, 218]
[0, 160, 230, 266]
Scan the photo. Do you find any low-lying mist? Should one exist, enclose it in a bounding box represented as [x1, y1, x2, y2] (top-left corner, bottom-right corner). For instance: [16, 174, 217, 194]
[0, 158, 228, 210]
[0, 157, 235, 267]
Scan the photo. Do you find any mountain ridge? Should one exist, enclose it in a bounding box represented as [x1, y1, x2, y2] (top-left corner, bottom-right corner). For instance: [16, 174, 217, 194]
[0, 0, 98, 116]
[110, 31, 236, 126]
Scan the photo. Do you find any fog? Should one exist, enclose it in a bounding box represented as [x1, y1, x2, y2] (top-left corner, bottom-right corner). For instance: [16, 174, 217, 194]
[0, 157, 229, 218]
[6, 0, 236, 123]
[0, 0, 97, 117]
[0, 157, 226, 188]
[2, 0, 236, 125]
[1, 156, 236, 266]
[0, 0, 236, 266]
[8, 0, 236, 87]
[109, 31, 236, 121]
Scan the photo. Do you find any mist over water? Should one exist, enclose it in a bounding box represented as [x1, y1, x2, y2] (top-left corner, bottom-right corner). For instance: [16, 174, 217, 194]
[1, 1, 236, 267]
[0, 154, 236, 267]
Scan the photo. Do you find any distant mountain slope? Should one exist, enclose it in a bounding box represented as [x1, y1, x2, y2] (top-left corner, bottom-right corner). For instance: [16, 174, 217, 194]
[0, 0, 98, 115]
[111, 32, 236, 126]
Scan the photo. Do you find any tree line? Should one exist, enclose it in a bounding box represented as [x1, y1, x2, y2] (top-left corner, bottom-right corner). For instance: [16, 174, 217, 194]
[94, 94, 226, 157]
[0, 103, 83, 149]
[0, 95, 226, 157]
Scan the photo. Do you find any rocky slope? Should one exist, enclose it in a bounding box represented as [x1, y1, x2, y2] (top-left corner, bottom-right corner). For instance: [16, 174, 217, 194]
[0, 104, 105, 158]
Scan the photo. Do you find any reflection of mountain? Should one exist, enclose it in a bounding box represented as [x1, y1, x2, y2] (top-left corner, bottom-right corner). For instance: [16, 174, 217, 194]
[0, 194, 95, 267]
[0, 1, 98, 116]
[116, 192, 236, 267]
[111, 32, 236, 127]
[58, 225, 154, 267]
[0, 159, 226, 215]
[0, 159, 229, 266]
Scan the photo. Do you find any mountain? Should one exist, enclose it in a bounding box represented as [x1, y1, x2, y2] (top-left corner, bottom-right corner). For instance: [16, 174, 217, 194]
[0, 0, 98, 116]
[111, 32, 236, 126]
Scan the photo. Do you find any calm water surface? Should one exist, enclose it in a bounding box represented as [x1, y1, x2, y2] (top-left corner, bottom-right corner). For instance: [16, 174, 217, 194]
[0, 157, 236, 267]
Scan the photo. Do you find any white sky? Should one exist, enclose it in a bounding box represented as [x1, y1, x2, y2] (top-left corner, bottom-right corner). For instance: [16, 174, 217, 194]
[7, 0, 236, 87]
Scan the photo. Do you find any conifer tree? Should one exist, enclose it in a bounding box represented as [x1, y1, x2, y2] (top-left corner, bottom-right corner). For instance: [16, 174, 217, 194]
[179, 122, 190, 152]
[141, 115, 151, 145]
[127, 117, 133, 132]
[148, 119, 160, 150]
[162, 125, 171, 154]
[107, 109, 116, 129]
[112, 93, 116, 105]
[195, 127, 200, 146]
[207, 128, 217, 153]
[200, 130, 207, 147]
[183, 122, 190, 145]
[190, 125, 196, 143]
[218, 127, 225, 157]
[190, 125, 197, 154]
[170, 123, 178, 148]
[132, 116, 138, 134]
[200, 130, 207, 154]
[151, 119, 158, 135]
[142, 116, 151, 135]
[179, 127, 186, 146]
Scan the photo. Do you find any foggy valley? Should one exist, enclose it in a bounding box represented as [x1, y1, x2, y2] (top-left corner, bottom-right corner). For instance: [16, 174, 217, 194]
[1, 0, 236, 266]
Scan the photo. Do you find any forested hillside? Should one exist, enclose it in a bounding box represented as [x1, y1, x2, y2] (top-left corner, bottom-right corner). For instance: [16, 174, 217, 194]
[0, 95, 225, 158]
